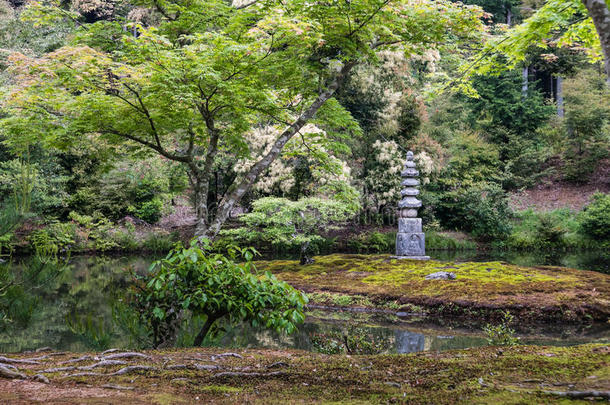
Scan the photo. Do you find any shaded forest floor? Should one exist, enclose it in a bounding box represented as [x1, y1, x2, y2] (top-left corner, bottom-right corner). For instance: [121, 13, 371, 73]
[258, 255, 610, 324]
[0, 345, 608, 404]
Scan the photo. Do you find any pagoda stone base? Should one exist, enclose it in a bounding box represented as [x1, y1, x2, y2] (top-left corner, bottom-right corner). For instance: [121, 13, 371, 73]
[395, 230, 429, 260]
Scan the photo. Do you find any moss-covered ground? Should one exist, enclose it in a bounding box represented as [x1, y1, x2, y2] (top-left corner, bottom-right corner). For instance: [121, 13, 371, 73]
[0, 345, 608, 404]
[257, 254, 610, 323]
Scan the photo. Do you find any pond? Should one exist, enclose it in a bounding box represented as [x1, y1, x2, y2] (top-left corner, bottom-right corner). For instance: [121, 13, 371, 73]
[0, 252, 608, 354]
[428, 249, 610, 274]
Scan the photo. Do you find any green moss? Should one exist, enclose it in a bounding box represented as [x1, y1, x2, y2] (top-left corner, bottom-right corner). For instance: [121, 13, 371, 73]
[198, 385, 242, 394]
[256, 254, 610, 323]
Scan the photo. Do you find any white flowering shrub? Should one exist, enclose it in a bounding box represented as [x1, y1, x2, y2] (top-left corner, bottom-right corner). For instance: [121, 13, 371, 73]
[233, 123, 356, 199]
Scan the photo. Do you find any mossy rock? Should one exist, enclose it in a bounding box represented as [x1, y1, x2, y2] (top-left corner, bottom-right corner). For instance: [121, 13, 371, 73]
[256, 254, 610, 323]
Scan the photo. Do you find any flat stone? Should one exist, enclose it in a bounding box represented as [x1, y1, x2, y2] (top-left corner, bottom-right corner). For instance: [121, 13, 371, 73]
[398, 198, 422, 209]
[401, 188, 419, 196]
[401, 168, 419, 177]
[425, 271, 457, 280]
[401, 178, 419, 187]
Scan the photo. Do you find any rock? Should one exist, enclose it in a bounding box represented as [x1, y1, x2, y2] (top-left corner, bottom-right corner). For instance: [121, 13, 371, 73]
[425, 271, 456, 280]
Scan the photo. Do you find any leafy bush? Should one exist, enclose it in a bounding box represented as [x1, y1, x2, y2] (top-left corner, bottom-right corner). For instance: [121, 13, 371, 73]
[130, 240, 308, 347]
[224, 197, 358, 264]
[129, 197, 163, 224]
[504, 209, 597, 250]
[425, 232, 477, 250]
[483, 311, 519, 347]
[347, 231, 394, 253]
[68, 211, 117, 252]
[579, 193, 610, 241]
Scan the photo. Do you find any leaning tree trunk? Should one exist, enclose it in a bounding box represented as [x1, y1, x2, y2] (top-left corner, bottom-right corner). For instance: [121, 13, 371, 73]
[196, 61, 358, 240]
[582, 0, 610, 86]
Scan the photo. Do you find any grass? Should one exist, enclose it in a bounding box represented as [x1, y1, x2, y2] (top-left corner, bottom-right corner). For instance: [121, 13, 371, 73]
[256, 254, 610, 323]
[1, 345, 608, 404]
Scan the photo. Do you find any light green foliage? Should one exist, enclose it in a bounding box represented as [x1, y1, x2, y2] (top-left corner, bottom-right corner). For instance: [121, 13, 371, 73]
[562, 70, 610, 181]
[0, 205, 21, 257]
[68, 211, 118, 251]
[131, 240, 308, 347]
[483, 311, 519, 346]
[347, 231, 393, 253]
[0, 156, 69, 215]
[224, 197, 358, 262]
[469, 0, 602, 78]
[579, 193, 610, 241]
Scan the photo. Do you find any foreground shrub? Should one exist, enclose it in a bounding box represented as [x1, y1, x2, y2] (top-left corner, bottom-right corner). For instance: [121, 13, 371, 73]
[130, 240, 308, 347]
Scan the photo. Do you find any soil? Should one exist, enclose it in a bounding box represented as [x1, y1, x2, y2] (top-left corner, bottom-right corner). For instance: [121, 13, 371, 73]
[509, 180, 610, 212]
[0, 345, 608, 404]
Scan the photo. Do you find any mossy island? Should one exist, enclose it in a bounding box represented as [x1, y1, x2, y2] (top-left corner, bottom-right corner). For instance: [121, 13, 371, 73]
[259, 254, 610, 325]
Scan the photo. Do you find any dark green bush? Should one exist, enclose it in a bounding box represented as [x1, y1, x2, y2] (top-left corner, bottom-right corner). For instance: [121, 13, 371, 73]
[431, 184, 512, 241]
[579, 193, 610, 241]
[130, 197, 163, 224]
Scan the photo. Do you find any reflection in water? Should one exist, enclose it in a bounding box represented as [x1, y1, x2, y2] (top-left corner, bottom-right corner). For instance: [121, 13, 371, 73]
[395, 330, 426, 353]
[0, 253, 608, 353]
[429, 250, 610, 274]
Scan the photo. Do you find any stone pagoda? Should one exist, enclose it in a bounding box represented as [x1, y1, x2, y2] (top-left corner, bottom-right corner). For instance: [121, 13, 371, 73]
[394, 151, 430, 260]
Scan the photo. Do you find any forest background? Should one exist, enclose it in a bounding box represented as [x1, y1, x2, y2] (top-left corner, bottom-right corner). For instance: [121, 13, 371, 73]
[0, 0, 608, 259]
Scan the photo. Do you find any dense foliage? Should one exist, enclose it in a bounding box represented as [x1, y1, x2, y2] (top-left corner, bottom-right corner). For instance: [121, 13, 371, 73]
[0, 0, 607, 255]
[579, 193, 610, 241]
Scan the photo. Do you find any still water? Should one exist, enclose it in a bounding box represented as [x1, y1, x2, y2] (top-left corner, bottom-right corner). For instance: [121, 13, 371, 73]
[0, 252, 608, 353]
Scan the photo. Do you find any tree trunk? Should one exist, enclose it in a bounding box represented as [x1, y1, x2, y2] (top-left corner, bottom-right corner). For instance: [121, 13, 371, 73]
[556, 76, 564, 117]
[582, 0, 610, 85]
[193, 314, 220, 346]
[197, 61, 358, 240]
[299, 241, 311, 265]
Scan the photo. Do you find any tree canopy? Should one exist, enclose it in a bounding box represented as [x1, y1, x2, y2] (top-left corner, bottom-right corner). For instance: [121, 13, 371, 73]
[1, 0, 485, 238]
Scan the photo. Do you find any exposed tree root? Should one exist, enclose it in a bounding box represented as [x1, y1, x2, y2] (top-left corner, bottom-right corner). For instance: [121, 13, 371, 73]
[0, 365, 26, 379]
[101, 384, 135, 390]
[210, 352, 243, 361]
[59, 355, 95, 364]
[77, 360, 128, 370]
[541, 390, 610, 400]
[0, 355, 40, 365]
[111, 365, 156, 376]
[103, 352, 151, 361]
[212, 371, 286, 379]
